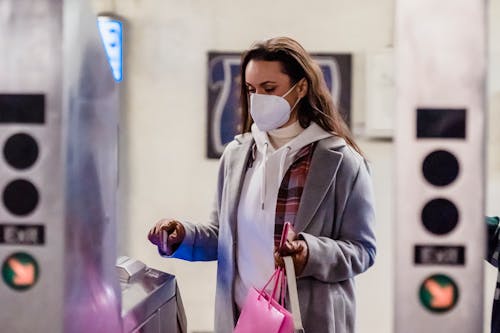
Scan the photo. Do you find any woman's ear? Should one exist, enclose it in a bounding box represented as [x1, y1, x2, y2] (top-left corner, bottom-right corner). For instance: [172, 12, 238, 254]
[298, 78, 308, 98]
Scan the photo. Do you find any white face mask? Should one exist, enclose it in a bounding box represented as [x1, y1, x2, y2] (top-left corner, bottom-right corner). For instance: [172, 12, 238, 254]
[249, 82, 301, 131]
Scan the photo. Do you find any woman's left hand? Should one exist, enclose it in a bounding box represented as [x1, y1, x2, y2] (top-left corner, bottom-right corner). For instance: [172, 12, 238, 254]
[274, 238, 309, 276]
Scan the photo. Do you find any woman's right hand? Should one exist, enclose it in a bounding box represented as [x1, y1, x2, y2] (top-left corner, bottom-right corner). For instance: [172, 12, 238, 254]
[147, 219, 186, 256]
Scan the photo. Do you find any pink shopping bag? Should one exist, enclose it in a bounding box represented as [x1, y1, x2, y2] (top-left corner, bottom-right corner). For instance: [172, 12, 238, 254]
[234, 222, 303, 333]
[233, 269, 294, 333]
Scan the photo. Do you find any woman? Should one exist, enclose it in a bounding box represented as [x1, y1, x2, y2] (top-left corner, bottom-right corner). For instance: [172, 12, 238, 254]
[148, 36, 376, 333]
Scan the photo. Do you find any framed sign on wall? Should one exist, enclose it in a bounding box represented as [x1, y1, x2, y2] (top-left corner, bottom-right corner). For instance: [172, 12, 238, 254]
[206, 52, 352, 159]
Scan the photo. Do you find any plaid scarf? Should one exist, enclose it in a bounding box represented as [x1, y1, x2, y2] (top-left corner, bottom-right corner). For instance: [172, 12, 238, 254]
[274, 143, 316, 246]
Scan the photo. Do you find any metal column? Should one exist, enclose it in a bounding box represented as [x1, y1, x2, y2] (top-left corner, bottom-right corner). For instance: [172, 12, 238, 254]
[0, 0, 121, 332]
[395, 0, 487, 332]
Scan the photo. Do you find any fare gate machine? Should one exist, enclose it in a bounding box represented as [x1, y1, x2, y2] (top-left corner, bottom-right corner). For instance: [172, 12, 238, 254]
[395, 0, 487, 332]
[0, 0, 185, 332]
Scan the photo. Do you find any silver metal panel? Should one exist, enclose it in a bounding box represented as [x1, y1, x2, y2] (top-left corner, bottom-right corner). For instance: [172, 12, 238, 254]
[0, 1, 64, 332]
[395, 0, 486, 332]
[63, 0, 121, 331]
[159, 297, 178, 333]
[0, 0, 121, 332]
[121, 267, 177, 333]
[132, 313, 160, 333]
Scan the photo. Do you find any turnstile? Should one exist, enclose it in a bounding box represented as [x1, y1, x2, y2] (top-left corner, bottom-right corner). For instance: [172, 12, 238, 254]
[0, 1, 186, 332]
[117, 256, 187, 333]
[394, 0, 487, 332]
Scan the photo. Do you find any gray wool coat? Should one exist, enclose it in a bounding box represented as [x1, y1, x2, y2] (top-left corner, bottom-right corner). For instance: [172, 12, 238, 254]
[170, 133, 377, 333]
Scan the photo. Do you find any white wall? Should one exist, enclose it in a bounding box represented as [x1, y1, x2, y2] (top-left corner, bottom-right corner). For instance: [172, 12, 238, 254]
[90, 1, 500, 332]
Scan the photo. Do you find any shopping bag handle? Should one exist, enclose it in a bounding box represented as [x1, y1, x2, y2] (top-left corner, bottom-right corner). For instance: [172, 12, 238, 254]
[258, 268, 281, 298]
[284, 256, 305, 333]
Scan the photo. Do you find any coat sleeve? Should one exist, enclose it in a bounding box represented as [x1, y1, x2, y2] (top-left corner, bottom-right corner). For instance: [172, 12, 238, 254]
[165, 198, 220, 261]
[299, 159, 376, 283]
[486, 216, 500, 267]
[161, 145, 230, 262]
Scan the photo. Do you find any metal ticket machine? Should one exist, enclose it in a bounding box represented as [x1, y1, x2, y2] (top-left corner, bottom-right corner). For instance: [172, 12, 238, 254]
[0, 0, 185, 332]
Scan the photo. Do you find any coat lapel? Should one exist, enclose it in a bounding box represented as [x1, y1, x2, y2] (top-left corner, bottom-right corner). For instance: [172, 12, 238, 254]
[225, 135, 253, 236]
[294, 137, 345, 232]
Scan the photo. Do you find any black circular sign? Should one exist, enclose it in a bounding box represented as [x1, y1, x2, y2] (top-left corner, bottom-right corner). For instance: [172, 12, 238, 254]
[2, 179, 39, 216]
[421, 198, 459, 235]
[3, 133, 39, 170]
[422, 150, 459, 187]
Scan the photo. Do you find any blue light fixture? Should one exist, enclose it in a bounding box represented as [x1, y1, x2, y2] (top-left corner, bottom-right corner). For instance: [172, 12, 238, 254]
[97, 16, 123, 82]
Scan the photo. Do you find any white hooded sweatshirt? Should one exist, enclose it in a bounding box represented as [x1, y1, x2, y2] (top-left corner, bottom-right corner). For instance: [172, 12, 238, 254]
[234, 121, 333, 309]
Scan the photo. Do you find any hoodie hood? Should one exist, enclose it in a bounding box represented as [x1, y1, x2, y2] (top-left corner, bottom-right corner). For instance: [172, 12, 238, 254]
[250, 122, 333, 209]
[252, 121, 333, 154]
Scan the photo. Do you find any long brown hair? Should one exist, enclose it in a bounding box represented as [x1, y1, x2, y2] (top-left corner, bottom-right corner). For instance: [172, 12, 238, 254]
[239, 36, 362, 155]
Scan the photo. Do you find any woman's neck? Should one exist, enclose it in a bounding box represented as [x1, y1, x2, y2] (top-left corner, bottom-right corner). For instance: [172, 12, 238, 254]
[268, 121, 304, 149]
